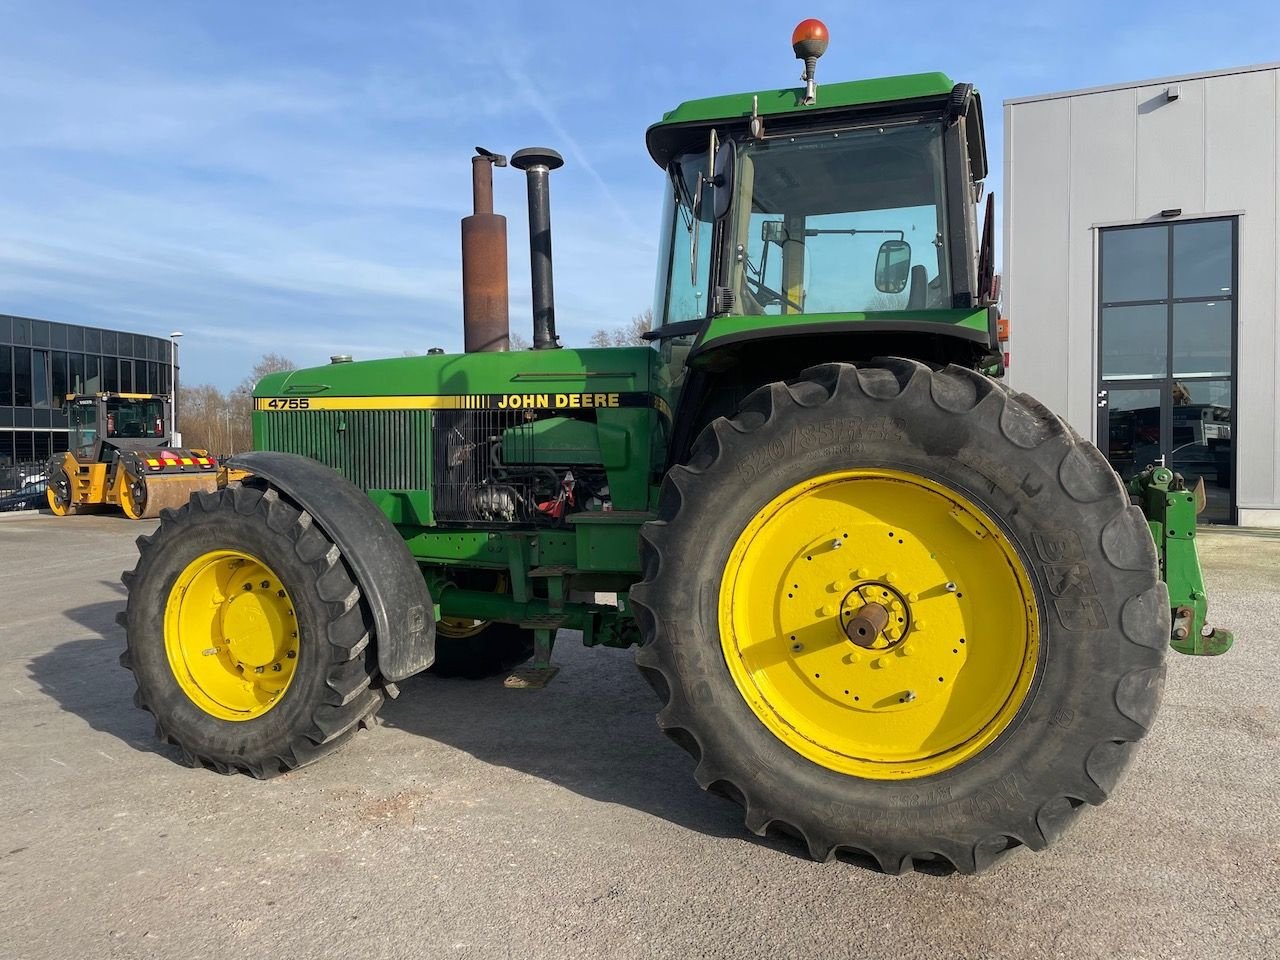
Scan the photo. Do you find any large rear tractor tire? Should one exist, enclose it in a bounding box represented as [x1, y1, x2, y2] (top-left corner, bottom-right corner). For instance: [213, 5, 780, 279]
[429, 619, 536, 679]
[631, 359, 1169, 873]
[119, 483, 383, 776]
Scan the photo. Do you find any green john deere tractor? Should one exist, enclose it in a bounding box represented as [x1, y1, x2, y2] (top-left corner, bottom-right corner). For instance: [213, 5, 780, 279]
[120, 19, 1232, 873]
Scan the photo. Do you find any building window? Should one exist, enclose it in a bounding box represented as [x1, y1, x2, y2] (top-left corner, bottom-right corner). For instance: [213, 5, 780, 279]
[13, 347, 32, 406]
[0, 346, 11, 406]
[1098, 218, 1237, 523]
[32, 350, 51, 408]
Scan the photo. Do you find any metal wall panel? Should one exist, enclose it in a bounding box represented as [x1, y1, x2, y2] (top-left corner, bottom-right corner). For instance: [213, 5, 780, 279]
[1202, 71, 1279, 513]
[1003, 96, 1072, 418]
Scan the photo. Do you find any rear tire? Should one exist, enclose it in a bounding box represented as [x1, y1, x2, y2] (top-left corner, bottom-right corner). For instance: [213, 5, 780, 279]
[119, 483, 383, 777]
[631, 359, 1169, 873]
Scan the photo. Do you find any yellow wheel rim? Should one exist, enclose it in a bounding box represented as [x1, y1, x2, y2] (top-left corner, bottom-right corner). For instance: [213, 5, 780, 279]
[719, 468, 1039, 780]
[164, 549, 300, 721]
[120, 476, 146, 520]
[437, 617, 489, 639]
[47, 483, 71, 516]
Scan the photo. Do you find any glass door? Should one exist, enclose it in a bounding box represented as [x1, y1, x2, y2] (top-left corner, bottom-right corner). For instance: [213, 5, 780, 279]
[1097, 218, 1236, 523]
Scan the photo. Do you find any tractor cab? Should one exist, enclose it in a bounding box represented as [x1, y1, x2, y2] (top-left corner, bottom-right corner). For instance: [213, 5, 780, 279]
[645, 23, 995, 387]
[65, 392, 170, 462]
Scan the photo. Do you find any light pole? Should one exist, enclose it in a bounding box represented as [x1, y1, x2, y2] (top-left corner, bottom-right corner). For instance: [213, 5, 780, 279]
[169, 331, 183, 444]
[219, 408, 235, 456]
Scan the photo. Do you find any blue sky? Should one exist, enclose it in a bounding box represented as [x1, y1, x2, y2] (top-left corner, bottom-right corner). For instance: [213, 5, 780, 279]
[2, 1, 1277, 389]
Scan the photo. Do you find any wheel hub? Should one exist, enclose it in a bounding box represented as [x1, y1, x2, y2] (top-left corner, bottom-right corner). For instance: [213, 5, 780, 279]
[719, 468, 1039, 779]
[164, 551, 300, 721]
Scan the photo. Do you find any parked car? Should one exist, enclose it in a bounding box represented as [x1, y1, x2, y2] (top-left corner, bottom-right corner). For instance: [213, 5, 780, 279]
[0, 476, 49, 512]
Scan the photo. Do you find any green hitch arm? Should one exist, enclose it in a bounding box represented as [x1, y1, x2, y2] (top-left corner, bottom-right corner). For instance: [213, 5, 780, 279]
[1128, 466, 1234, 656]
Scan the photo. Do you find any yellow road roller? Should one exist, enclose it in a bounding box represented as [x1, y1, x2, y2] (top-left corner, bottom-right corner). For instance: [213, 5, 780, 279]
[46, 392, 221, 519]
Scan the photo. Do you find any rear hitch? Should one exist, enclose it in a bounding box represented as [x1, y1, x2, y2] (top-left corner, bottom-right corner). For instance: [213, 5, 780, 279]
[1129, 466, 1235, 656]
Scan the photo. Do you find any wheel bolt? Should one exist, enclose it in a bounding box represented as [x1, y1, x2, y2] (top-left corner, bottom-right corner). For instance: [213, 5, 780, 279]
[830, 580, 845, 592]
[277, 590, 286, 599]
[242, 583, 252, 592]
[260, 581, 270, 589]
[914, 619, 927, 630]
[291, 631, 298, 639]
[901, 643, 916, 656]
[945, 582, 958, 592]
[884, 572, 897, 583]
[272, 663, 282, 672]
[855, 568, 868, 579]
[821, 605, 835, 617]
[201, 647, 218, 657]
[902, 690, 917, 702]
[287, 650, 297, 659]
[831, 539, 843, 549]
[791, 642, 803, 653]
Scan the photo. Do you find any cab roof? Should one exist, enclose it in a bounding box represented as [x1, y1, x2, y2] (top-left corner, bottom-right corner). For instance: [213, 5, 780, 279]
[646, 72, 957, 166]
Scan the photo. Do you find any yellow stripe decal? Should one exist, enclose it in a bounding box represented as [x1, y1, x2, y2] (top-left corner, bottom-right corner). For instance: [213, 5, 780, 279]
[254, 392, 671, 414]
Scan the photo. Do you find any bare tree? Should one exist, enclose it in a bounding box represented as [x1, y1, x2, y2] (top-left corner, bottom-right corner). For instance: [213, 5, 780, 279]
[589, 308, 653, 348]
[508, 330, 531, 351]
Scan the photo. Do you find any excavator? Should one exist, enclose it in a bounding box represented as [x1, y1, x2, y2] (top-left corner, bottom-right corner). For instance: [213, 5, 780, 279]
[45, 391, 221, 519]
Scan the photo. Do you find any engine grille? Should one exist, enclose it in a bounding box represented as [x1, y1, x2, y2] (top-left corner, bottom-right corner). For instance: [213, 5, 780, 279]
[256, 409, 431, 491]
[433, 409, 540, 523]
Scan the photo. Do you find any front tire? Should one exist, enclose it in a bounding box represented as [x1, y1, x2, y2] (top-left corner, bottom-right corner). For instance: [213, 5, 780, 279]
[119, 483, 383, 776]
[631, 360, 1168, 873]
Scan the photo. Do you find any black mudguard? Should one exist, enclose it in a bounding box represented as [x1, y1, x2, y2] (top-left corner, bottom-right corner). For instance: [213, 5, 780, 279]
[227, 451, 435, 681]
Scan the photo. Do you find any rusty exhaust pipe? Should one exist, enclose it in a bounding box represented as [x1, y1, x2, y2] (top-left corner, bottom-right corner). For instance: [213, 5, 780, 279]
[461, 147, 510, 352]
[511, 147, 564, 350]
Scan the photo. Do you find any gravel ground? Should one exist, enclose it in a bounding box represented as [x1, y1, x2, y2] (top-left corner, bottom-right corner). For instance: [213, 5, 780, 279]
[1, 511, 1277, 960]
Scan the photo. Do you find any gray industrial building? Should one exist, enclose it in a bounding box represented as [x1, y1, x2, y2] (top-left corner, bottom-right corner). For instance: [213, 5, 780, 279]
[1004, 62, 1280, 527]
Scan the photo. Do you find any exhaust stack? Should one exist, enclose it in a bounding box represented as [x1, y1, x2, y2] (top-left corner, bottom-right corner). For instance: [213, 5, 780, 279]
[461, 147, 510, 352]
[511, 147, 564, 350]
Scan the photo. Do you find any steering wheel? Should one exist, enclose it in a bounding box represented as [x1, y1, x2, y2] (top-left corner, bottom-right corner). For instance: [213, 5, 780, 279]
[748, 278, 804, 314]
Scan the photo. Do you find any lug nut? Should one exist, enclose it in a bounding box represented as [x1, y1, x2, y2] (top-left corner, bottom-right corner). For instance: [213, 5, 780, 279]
[830, 580, 845, 592]
[286, 650, 297, 659]
[260, 581, 270, 589]
[884, 572, 897, 583]
[272, 663, 282, 672]
[242, 583, 252, 592]
[945, 582, 957, 592]
[831, 540, 843, 549]
[201, 647, 218, 657]
[903, 690, 917, 702]
[277, 590, 286, 599]
[254, 666, 264, 674]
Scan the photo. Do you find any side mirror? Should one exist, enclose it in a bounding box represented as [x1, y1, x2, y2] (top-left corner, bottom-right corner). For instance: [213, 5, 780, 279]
[711, 139, 736, 221]
[874, 239, 912, 294]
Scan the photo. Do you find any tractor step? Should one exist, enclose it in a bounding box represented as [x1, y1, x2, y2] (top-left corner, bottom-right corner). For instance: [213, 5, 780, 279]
[517, 615, 566, 630]
[503, 666, 560, 689]
[527, 565, 576, 578]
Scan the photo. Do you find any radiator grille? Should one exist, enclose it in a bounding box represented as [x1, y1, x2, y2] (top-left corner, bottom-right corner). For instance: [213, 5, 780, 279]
[256, 409, 431, 491]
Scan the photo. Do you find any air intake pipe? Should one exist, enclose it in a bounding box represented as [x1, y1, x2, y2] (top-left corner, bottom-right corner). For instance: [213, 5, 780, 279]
[461, 147, 510, 352]
[511, 147, 564, 350]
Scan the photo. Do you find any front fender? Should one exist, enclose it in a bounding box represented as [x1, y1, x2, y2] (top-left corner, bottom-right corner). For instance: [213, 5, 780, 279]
[227, 451, 435, 681]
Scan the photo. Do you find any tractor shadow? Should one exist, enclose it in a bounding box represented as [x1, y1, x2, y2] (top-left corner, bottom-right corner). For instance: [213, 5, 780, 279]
[32, 603, 801, 858]
[380, 638, 804, 856]
[27, 585, 182, 764]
